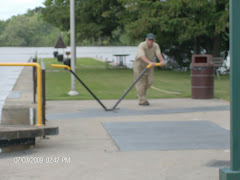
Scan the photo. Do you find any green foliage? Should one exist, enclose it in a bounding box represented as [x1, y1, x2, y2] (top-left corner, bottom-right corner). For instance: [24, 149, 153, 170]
[119, 0, 229, 66]
[0, 20, 7, 35]
[42, 0, 70, 31]
[0, 10, 69, 47]
[0, 15, 33, 46]
[42, 0, 125, 45]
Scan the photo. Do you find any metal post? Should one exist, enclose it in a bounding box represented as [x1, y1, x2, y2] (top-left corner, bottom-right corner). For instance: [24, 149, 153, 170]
[219, 1, 240, 179]
[41, 58, 46, 125]
[230, 0, 240, 171]
[32, 57, 37, 103]
[68, 0, 79, 96]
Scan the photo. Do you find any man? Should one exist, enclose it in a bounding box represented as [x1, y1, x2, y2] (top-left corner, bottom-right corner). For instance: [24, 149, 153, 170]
[134, 33, 165, 106]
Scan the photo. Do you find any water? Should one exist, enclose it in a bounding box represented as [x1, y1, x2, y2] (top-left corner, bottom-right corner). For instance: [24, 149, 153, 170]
[0, 46, 137, 62]
[52, 46, 137, 68]
[0, 46, 137, 122]
[0, 46, 137, 66]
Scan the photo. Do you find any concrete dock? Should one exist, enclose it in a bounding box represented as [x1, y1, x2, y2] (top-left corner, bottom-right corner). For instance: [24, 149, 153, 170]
[0, 66, 58, 149]
[0, 65, 231, 180]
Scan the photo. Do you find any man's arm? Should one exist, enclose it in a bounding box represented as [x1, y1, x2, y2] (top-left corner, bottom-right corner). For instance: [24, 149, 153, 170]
[156, 53, 165, 67]
[140, 55, 156, 66]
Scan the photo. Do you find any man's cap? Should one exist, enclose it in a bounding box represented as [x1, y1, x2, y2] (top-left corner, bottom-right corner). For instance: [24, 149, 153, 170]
[146, 33, 155, 40]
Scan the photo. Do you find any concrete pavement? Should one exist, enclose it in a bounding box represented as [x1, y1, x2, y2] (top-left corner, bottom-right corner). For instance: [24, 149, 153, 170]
[0, 66, 231, 180]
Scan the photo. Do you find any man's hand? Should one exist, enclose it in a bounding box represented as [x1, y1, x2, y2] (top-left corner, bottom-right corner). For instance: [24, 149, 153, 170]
[157, 53, 165, 67]
[149, 62, 157, 67]
[160, 61, 165, 67]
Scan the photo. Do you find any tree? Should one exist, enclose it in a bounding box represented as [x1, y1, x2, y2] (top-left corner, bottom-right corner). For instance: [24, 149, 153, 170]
[0, 11, 69, 47]
[0, 20, 7, 35]
[202, 0, 229, 57]
[0, 15, 34, 46]
[42, 0, 124, 45]
[41, 0, 70, 31]
[41, 0, 229, 66]
[118, 0, 229, 66]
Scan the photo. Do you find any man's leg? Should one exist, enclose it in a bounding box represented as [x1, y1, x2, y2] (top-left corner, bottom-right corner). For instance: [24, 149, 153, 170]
[142, 69, 153, 104]
[134, 72, 148, 104]
[146, 69, 154, 90]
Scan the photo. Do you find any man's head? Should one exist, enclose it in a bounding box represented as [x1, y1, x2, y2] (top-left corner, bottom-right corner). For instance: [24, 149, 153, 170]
[146, 33, 155, 48]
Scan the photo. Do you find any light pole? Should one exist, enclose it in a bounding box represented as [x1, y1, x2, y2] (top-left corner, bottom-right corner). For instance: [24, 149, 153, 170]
[219, 1, 240, 179]
[68, 0, 79, 96]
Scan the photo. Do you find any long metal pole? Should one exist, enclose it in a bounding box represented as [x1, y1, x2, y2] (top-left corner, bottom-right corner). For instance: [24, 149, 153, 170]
[230, 0, 240, 171]
[111, 67, 149, 110]
[70, 70, 108, 111]
[219, 1, 240, 179]
[51, 64, 108, 110]
[51, 63, 161, 111]
[69, 0, 78, 95]
[111, 63, 161, 110]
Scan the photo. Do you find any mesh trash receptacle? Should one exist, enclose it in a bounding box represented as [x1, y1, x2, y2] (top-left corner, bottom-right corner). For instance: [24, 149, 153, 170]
[191, 54, 214, 99]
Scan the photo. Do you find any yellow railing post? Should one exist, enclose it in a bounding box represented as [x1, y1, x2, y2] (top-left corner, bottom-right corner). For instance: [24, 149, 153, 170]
[0, 63, 43, 126]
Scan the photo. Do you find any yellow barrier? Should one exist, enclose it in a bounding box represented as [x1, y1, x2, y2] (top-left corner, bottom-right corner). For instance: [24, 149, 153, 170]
[0, 63, 43, 126]
[147, 63, 161, 69]
[51, 63, 160, 70]
[51, 64, 71, 70]
[51, 63, 159, 70]
[51, 63, 162, 111]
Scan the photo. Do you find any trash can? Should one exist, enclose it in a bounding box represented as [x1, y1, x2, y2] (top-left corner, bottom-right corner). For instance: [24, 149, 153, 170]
[191, 54, 214, 99]
[53, 51, 58, 58]
[57, 54, 63, 62]
[63, 58, 71, 67]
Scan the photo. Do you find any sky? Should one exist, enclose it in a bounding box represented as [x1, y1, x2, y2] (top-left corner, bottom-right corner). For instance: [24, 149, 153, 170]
[0, 0, 45, 21]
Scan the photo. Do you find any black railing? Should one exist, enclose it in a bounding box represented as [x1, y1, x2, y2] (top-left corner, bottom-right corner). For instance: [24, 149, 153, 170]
[32, 56, 37, 103]
[41, 58, 46, 125]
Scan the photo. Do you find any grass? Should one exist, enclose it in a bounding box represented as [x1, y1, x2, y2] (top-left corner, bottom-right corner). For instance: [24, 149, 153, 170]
[42, 58, 230, 101]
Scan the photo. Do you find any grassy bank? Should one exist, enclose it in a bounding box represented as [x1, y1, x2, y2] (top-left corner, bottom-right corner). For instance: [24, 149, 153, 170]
[43, 58, 230, 101]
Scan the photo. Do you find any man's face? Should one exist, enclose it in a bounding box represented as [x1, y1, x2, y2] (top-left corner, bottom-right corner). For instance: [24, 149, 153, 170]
[146, 38, 154, 48]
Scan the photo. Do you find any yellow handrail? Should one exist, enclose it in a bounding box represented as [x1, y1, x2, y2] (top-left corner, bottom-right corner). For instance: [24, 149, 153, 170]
[0, 63, 43, 126]
[51, 64, 71, 70]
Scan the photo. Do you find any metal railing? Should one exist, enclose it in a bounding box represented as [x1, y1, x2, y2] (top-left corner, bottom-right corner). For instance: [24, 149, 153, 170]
[32, 56, 37, 103]
[41, 58, 46, 125]
[0, 63, 43, 126]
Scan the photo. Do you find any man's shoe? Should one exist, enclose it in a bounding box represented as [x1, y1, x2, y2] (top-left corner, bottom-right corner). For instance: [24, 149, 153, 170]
[139, 101, 150, 106]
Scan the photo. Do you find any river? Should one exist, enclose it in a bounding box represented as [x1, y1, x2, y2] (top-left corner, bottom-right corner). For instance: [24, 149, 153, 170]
[0, 46, 137, 66]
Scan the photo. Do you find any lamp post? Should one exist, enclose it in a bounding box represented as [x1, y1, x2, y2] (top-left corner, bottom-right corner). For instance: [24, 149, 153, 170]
[68, 0, 79, 96]
[219, 1, 240, 179]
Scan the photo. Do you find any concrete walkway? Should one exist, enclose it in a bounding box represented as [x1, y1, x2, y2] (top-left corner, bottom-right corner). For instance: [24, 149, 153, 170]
[0, 66, 231, 180]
